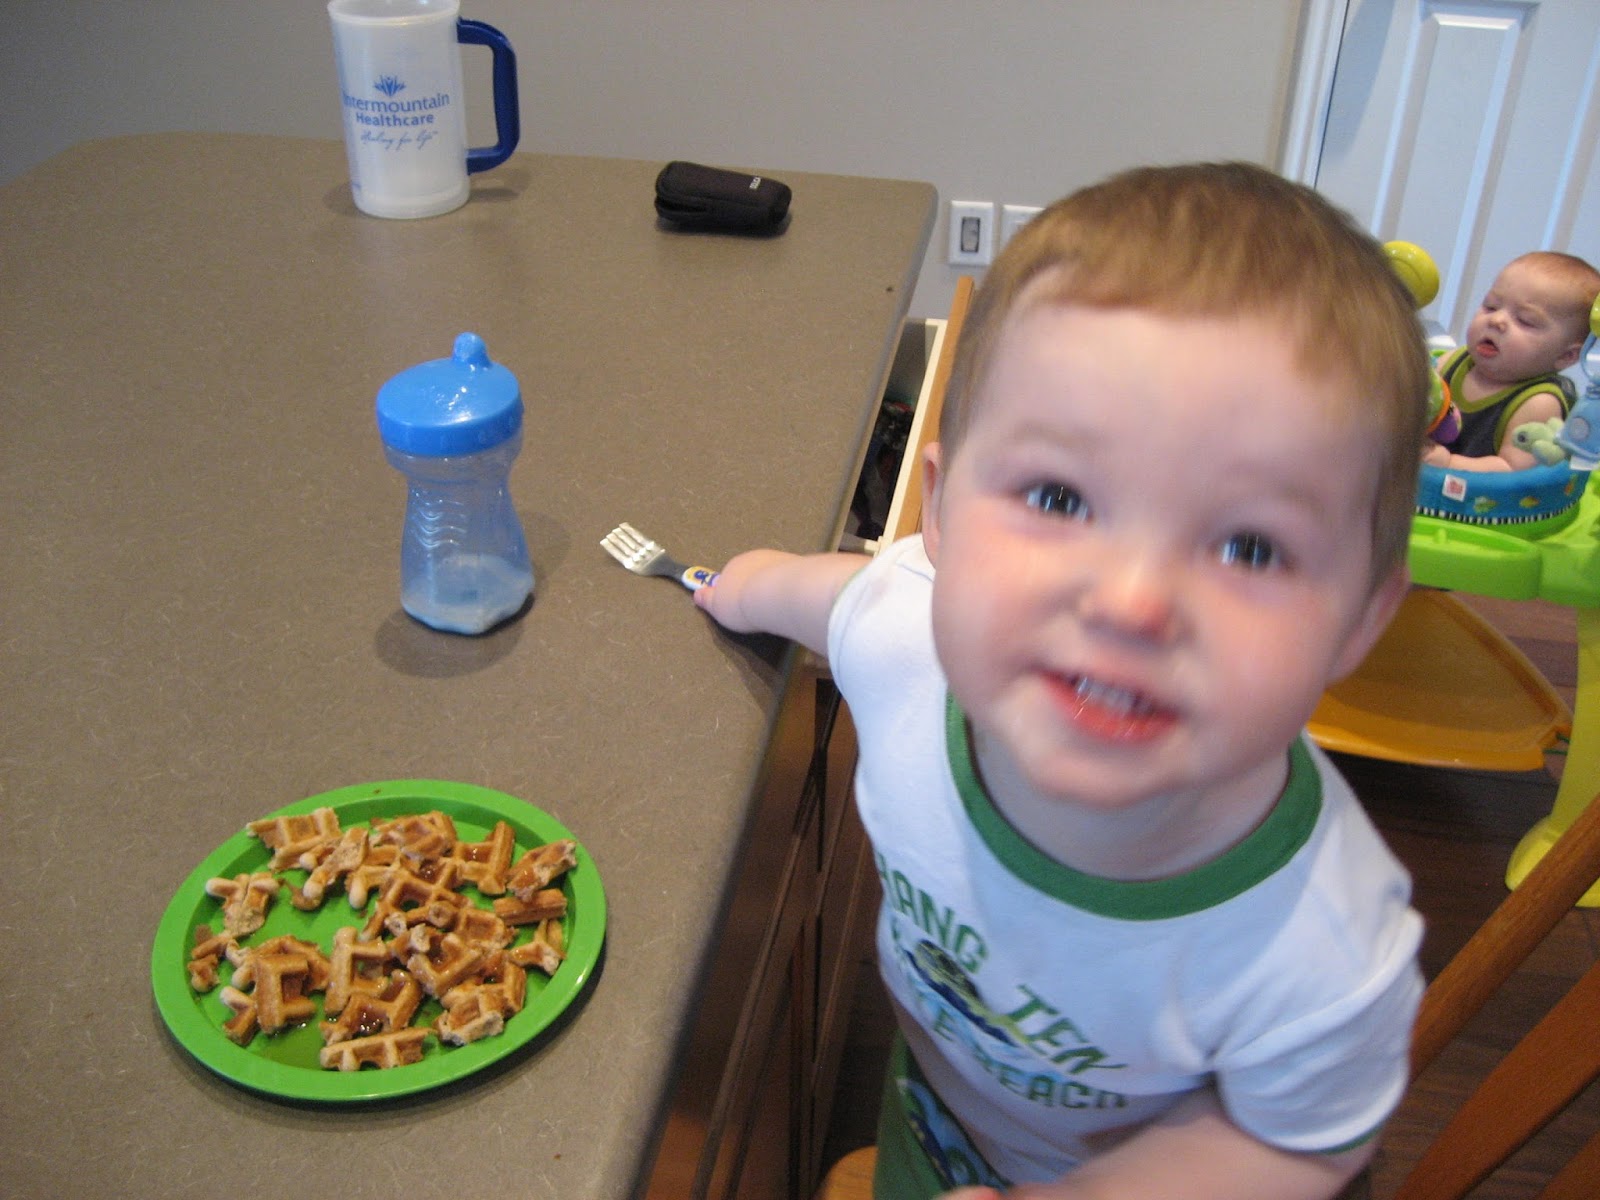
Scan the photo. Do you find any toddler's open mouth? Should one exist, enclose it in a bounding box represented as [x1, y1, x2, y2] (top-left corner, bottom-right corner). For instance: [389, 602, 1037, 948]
[1052, 673, 1177, 743]
[1475, 337, 1499, 358]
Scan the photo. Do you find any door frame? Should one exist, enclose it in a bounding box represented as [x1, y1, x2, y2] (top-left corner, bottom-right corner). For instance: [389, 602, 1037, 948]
[1281, 0, 1351, 184]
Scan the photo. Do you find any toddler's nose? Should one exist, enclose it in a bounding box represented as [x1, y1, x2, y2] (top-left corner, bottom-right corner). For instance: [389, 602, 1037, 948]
[1079, 554, 1178, 643]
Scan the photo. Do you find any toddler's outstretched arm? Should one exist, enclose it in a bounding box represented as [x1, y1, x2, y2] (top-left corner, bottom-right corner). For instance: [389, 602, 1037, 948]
[693, 549, 868, 657]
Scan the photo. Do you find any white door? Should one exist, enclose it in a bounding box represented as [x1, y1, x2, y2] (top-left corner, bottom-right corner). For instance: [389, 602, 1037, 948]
[1311, 0, 1600, 344]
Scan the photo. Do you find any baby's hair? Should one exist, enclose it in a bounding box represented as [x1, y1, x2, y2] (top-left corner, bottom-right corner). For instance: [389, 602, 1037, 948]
[1507, 250, 1600, 339]
[939, 161, 1431, 580]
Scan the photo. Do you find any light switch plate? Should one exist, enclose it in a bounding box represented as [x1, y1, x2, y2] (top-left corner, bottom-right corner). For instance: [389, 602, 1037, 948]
[948, 200, 995, 266]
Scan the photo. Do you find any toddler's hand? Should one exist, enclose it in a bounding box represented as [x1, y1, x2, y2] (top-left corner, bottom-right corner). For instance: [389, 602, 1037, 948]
[692, 548, 795, 634]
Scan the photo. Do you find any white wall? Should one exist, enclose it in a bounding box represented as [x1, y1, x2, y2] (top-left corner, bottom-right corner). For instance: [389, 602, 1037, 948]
[1, 1, 1308, 318]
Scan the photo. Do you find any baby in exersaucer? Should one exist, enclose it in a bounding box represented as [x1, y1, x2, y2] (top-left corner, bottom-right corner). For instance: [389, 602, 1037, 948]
[1423, 251, 1600, 473]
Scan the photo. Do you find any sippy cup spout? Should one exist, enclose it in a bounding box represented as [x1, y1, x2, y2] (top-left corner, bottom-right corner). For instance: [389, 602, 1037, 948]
[452, 332, 492, 369]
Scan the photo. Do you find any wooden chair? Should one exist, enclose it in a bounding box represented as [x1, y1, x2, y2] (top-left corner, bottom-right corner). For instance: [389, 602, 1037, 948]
[816, 792, 1600, 1200]
[1391, 784, 1600, 1200]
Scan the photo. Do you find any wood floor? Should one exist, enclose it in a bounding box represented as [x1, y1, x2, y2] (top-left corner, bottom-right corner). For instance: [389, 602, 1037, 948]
[819, 593, 1600, 1199]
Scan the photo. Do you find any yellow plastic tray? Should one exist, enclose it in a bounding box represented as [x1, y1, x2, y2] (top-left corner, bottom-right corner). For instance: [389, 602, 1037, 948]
[1308, 589, 1572, 771]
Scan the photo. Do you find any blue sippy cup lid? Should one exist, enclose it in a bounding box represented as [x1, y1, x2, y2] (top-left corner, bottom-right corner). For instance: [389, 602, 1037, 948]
[376, 332, 522, 456]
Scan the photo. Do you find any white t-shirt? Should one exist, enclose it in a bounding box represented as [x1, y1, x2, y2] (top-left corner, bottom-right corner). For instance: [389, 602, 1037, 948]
[828, 535, 1424, 1185]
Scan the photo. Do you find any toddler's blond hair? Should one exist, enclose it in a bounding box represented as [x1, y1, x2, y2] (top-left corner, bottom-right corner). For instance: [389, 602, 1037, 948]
[940, 162, 1431, 581]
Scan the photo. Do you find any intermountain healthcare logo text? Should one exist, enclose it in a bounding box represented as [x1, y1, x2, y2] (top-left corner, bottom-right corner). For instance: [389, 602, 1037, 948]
[342, 75, 453, 129]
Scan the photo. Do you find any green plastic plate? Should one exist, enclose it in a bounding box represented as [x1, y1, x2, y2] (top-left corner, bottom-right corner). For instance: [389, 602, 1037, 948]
[150, 780, 605, 1102]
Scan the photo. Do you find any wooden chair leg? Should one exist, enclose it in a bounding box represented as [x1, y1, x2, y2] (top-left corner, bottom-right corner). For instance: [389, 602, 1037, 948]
[1396, 958, 1600, 1200]
[1410, 789, 1600, 1074]
[1535, 1124, 1600, 1200]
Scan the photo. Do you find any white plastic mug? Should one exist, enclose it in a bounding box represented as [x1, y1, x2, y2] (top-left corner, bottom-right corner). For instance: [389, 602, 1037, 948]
[328, 0, 519, 219]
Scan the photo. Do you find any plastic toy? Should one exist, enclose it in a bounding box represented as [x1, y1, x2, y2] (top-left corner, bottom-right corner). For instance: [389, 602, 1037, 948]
[1384, 240, 1440, 307]
[1385, 243, 1462, 447]
[1510, 417, 1570, 465]
[1556, 293, 1600, 469]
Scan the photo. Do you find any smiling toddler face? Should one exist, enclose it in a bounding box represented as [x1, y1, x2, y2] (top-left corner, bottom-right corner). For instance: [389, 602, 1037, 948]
[922, 301, 1399, 816]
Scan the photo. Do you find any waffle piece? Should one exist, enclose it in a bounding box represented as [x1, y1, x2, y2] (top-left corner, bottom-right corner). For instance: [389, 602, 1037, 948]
[369, 811, 457, 865]
[507, 917, 566, 976]
[391, 924, 486, 998]
[228, 935, 332, 992]
[247, 807, 343, 870]
[492, 887, 568, 927]
[346, 843, 401, 909]
[506, 839, 577, 900]
[318, 1027, 429, 1072]
[361, 861, 466, 940]
[187, 924, 236, 992]
[227, 936, 330, 1035]
[252, 952, 319, 1034]
[290, 826, 369, 910]
[219, 986, 259, 1046]
[451, 820, 516, 896]
[204, 871, 280, 937]
[325, 924, 395, 1016]
[450, 903, 515, 950]
[322, 971, 423, 1044]
[436, 960, 527, 1046]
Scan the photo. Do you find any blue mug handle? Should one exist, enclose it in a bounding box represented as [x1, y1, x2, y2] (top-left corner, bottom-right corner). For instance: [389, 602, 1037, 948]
[457, 18, 519, 174]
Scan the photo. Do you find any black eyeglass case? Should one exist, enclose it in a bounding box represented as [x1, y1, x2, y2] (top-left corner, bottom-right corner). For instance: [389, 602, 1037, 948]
[654, 160, 792, 232]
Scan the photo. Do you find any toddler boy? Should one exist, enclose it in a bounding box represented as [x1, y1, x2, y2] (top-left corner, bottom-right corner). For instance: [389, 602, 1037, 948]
[696, 162, 1430, 1200]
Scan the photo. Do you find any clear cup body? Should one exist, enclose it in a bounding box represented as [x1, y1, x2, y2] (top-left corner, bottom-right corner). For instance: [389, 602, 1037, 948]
[385, 433, 533, 634]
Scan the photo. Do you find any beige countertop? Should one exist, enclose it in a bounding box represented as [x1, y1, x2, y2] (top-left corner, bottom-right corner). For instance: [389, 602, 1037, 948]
[0, 133, 933, 1199]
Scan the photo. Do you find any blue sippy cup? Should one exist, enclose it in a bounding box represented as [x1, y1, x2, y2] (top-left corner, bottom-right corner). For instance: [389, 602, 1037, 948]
[376, 332, 533, 634]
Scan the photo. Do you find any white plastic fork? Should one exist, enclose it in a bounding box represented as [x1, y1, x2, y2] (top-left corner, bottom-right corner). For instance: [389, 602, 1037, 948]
[600, 522, 718, 591]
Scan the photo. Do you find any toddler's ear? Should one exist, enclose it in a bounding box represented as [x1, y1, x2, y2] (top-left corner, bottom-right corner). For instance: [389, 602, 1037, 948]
[920, 442, 946, 563]
[1331, 567, 1411, 683]
[1556, 340, 1583, 371]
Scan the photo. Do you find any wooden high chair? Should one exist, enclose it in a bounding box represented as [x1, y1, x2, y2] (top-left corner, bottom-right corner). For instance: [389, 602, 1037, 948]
[1389, 782, 1600, 1200]
[815, 791, 1600, 1199]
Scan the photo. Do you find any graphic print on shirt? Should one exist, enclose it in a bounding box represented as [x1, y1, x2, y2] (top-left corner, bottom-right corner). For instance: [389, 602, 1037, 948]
[880, 850, 1132, 1113]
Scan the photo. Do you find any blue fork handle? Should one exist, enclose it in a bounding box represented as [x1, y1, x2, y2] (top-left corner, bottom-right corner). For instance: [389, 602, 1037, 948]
[459, 18, 519, 174]
[680, 566, 718, 591]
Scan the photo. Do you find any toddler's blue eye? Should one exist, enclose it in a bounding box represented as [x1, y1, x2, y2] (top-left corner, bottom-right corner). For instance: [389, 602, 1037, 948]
[1219, 531, 1280, 570]
[1025, 483, 1089, 518]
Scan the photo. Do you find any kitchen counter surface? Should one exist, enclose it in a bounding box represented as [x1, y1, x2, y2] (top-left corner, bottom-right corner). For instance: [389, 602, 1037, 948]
[0, 134, 933, 1199]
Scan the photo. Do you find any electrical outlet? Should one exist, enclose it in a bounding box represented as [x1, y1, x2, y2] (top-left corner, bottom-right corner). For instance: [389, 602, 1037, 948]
[948, 200, 995, 266]
[1001, 204, 1042, 249]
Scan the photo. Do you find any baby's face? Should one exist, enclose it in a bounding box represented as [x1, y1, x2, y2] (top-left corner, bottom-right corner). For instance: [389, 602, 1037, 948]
[1466, 260, 1584, 386]
[922, 303, 1399, 819]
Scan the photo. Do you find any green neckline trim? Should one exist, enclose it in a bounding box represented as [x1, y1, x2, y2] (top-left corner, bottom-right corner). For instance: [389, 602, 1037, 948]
[1442, 349, 1566, 416]
[946, 696, 1321, 920]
